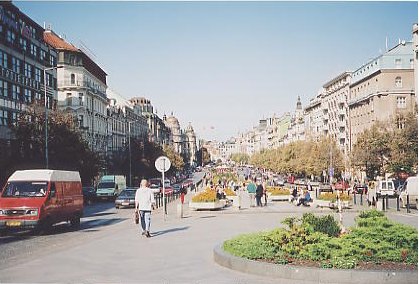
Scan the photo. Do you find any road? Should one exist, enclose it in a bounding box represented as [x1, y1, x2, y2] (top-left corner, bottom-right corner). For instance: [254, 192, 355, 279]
[0, 171, 417, 284]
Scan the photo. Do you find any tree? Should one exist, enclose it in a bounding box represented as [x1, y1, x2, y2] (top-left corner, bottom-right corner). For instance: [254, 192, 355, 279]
[230, 153, 250, 165]
[162, 144, 184, 174]
[11, 103, 101, 185]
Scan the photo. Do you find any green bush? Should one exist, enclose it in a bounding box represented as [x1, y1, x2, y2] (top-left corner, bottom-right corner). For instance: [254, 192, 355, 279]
[302, 213, 341, 237]
[223, 210, 418, 269]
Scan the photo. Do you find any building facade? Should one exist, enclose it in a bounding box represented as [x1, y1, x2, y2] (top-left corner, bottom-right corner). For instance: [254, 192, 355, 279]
[349, 42, 416, 149]
[44, 29, 109, 156]
[129, 97, 170, 146]
[0, 2, 57, 143]
[322, 72, 351, 157]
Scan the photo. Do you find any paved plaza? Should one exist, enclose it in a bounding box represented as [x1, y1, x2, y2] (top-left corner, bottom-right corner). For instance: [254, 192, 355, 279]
[0, 184, 417, 284]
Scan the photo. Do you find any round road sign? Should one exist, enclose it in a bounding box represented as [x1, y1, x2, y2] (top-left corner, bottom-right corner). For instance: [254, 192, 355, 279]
[155, 156, 171, 173]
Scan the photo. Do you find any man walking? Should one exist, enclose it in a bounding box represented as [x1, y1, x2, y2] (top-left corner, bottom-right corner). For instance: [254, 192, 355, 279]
[135, 179, 155, 238]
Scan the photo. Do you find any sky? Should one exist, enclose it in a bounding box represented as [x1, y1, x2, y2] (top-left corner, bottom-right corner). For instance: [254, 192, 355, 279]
[15, 1, 418, 141]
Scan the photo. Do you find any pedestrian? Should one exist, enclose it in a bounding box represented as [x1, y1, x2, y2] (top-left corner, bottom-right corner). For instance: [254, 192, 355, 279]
[135, 179, 155, 238]
[247, 180, 257, 207]
[256, 181, 264, 207]
[263, 182, 268, 206]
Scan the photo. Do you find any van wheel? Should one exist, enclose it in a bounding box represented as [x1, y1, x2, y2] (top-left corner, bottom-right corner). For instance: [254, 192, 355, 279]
[70, 215, 81, 228]
[33, 219, 52, 235]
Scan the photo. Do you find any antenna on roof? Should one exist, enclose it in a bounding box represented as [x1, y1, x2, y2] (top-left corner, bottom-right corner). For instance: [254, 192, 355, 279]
[385, 36, 388, 51]
[79, 40, 97, 60]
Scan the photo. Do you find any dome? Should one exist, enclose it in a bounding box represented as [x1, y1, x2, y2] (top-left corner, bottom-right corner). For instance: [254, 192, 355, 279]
[165, 114, 181, 132]
[185, 122, 195, 136]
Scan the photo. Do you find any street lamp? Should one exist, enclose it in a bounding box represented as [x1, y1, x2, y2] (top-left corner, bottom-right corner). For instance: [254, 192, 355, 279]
[128, 121, 135, 187]
[43, 65, 63, 169]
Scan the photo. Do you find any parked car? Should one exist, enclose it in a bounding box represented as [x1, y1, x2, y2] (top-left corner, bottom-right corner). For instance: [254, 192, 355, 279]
[115, 188, 137, 209]
[399, 176, 418, 208]
[82, 186, 96, 205]
[319, 183, 333, 193]
[353, 184, 368, 194]
[333, 181, 350, 192]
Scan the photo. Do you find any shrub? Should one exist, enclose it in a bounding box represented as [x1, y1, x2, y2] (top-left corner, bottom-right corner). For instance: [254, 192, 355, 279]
[223, 210, 418, 269]
[302, 213, 341, 237]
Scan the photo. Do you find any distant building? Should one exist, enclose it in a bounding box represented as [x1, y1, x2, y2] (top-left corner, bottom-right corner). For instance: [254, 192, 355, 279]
[129, 97, 170, 146]
[284, 96, 305, 144]
[349, 41, 416, 149]
[304, 92, 323, 142]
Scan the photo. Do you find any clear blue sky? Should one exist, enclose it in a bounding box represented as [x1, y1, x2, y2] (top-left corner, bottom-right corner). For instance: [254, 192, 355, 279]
[15, 1, 417, 141]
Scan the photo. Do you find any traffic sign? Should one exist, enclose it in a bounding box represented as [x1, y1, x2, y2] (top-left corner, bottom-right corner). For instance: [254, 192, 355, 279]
[155, 156, 171, 173]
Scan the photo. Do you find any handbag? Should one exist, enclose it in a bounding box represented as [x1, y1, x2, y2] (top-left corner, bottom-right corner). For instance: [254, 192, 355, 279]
[134, 210, 139, 224]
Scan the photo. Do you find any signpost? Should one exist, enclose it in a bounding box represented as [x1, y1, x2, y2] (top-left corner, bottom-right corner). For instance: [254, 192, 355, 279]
[155, 156, 171, 220]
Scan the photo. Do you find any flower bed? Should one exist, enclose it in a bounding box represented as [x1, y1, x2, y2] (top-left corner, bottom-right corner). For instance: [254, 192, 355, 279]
[223, 210, 418, 270]
[318, 192, 352, 202]
[266, 187, 289, 195]
[190, 188, 226, 210]
[224, 188, 236, 196]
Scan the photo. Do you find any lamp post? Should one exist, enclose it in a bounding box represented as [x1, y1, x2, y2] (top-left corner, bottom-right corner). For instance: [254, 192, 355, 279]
[43, 65, 62, 169]
[128, 121, 135, 187]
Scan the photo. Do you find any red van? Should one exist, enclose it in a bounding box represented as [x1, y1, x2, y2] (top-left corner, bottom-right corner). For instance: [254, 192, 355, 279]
[0, 170, 83, 233]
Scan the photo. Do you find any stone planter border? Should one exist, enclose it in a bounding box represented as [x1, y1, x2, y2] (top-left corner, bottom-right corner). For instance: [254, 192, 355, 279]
[189, 200, 226, 210]
[213, 244, 417, 284]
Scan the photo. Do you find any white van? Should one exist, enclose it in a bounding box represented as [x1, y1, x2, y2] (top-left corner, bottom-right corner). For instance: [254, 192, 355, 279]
[399, 176, 418, 208]
[96, 175, 126, 200]
[376, 179, 396, 197]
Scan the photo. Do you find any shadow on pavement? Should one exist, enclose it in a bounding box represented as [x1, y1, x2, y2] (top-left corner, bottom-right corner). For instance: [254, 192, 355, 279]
[152, 226, 189, 237]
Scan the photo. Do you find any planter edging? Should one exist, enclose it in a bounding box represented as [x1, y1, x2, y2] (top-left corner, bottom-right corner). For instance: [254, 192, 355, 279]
[213, 243, 417, 284]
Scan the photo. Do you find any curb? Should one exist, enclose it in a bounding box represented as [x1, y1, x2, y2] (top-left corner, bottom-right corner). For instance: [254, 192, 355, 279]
[213, 244, 418, 284]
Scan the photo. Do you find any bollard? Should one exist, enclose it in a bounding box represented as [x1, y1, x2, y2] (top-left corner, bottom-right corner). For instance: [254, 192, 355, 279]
[382, 197, 386, 211]
[385, 195, 389, 209]
[353, 192, 356, 205]
[396, 195, 400, 211]
[407, 195, 411, 213]
[315, 187, 318, 198]
[360, 192, 363, 206]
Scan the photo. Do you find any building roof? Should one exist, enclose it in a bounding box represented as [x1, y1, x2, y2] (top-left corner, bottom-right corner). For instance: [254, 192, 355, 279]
[44, 30, 79, 52]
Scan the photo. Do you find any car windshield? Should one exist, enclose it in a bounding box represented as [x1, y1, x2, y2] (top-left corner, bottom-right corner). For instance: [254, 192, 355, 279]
[119, 190, 136, 197]
[97, 182, 115, 189]
[2, 181, 48, 198]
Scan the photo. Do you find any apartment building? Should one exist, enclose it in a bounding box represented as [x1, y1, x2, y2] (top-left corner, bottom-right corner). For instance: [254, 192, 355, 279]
[349, 41, 416, 149]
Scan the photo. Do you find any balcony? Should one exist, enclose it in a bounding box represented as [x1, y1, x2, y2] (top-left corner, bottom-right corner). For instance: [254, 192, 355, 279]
[58, 80, 107, 100]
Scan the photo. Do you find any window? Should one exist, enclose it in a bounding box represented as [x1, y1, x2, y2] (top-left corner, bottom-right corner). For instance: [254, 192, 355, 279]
[40, 50, 46, 62]
[66, 93, 72, 106]
[24, 88, 32, 103]
[395, 58, 402, 69]
[24, 63, 32, 78]
[410, 59, 414, 69]
[30, 44, 38, 58]
[396, 116, 406, 129]
[78, 93, 83, 105]
[0, 51, 7, 68]
[396, 97, 406, 109]
[395, 76, 402, 88]
[11, 57, 21, 74]
[6, 30, 16, 44]
[71, 73, 75, 84]
[35, 68, 41, 82]
[20, 38, 27, 52]
[0, 80, 8, 97]
[11, 85, 20, 100]
[0, 110, 6, 126]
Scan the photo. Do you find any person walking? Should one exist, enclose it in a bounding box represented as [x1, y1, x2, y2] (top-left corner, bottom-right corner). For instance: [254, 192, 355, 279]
[135, 179, 155, 238]
[255, 181, 264, 207]
[247, 180, 257, 207]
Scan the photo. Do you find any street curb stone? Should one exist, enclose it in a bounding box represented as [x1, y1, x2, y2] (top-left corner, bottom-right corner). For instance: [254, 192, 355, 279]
[213, 244, 418, 284]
